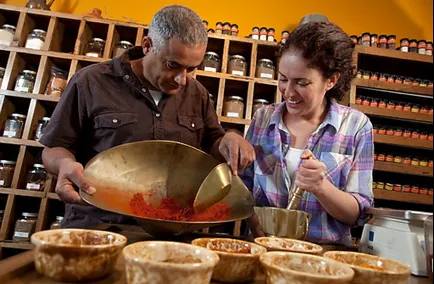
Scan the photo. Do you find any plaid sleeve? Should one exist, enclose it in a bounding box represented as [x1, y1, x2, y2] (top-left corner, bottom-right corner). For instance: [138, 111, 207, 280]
[345, 118, 374, 223]
[239, 117, 257, 191]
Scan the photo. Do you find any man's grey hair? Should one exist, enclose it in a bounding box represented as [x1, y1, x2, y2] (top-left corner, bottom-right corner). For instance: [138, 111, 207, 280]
[148, 5, 208, 52]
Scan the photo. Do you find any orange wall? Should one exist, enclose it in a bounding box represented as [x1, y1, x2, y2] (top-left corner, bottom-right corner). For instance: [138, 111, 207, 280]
[2, 0, 433, 41]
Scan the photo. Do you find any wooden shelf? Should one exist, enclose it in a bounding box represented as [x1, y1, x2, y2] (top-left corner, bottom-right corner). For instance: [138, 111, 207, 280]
[374, 134, 433, 149]
[10, 189, 45, 198]
[355, 45, 433, 64]
[0, 90, 61, 102]
[0, 137, 44, 148]
[373, 189, 433, 205]
[218, 116, 251, 125]
[47, 192, 60, 200]
[374, 161, 433, 177]
[0, 242, 34, 250]
[195, 70, 278, 86]
[352, 78, 433, 97]
[351, 104, 433, 123]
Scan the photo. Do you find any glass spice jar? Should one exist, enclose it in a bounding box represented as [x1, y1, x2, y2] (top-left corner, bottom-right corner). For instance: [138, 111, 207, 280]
[223, 96, 245, 118]
[386, 128, 395, 136]
[3, 113, 26, 139]
[403, 103, 412, 112]
[395, 76, 404, 84]
[361, 32, 371, 47]
[420, 159, 428, 167]
[403, 77, 412, 85]
[25, 164, 47, 191]
[411, 130, 420, 139]
[13, 212, 38, 242]
[215, 22, 223, 35]
[370, 34, 378, 47]
[113, 40, 133, 58]
[355, 96, 362, 105]
[370, 72, 379, 81]
[372, 182, 377, 189]
[0, 160, 16, 188]
[419, 188, 428, 195]
[429, 134, 434, 141]
[411, 186, 419, 194]
[200, 52, 221, 73]
[400, 38, 409, 52]
[394, 128, 403, 137]
[385, 183, 394, 191]
[227, 55, 247, 76]
[420, 132, 428, 140]
[420, 80, 428, 87]
[403, 157, 411, 165]
[378, 126, 386, 135]
[50, 216, 63, 230]
[222, 22, 231, 35]
[267, 28, 275, 42]
[0, 67, 4, 88]
[45, 66, 67, 97]
[418, 40, 426, 55]
[379, 73, 387, 82]
[393, 184, 402, 192]
[207, 29, 215, 35]
[411, 104, 420, 113]
[429, 160, 434, 168]
[377, 153, 386, 161]
[387, 35, 396, 49]
[378, 100, 387, 108]
[202, 20, 208, 30]
[403, 185, 411, 193]
[362, 97, 371, 106]
[362, 71, 371, 80]
[373, 153, 378, 160]
[411, 158, 420, 166]
[251, 27, 260, 40]
[409, 39, 418, 53]
[252, 99, 269, 115]
[370, 99, 379, 108]
[280, 30, 289, 44]
[394, 155, 402, 164]
[356, 70, 363, 79]
[256, 59, 275, 79]
[259, 27, 268, 41]
[372, 125, 378, 134]
[34, 117, 50, 141]
[231, 24, 239, 36]
[403, 128, 412, 138]
[14, 70, 37, 93]
[426, 42, 433, 55]
[386, 101, 395, 110]
[0, 24, 16, 46]
[350, 35, 358, 45]
[394, 102, 404, 111]
[379, 35, 388, 48]
[25, 29, 46, 50]
[412, 79, 420, 87]
[386, 154, 394, 162]
[377, 182, 385, 190]
[387, 75, 396, 83]
[86, 38, 105, 58]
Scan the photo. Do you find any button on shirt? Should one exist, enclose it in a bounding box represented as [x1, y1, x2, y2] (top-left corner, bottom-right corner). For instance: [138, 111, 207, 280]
[39, 47, 225, 228]
[239, 100, 374, 245]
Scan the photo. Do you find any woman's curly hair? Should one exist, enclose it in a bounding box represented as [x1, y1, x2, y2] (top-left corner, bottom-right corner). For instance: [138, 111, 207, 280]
[278, 22, 356, 101]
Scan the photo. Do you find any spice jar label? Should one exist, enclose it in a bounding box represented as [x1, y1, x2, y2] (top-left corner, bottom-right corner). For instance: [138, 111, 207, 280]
[227, 112, 240, 118]
[86, 52, 100, 58]
[14, 231, 29, 238]
[0, 180, 4, 186]
[232, 70, 244, 76]
[3, 130, 16, 137]
[204, 67, 217, 72]
[15, 79, 32, 92]
[26, 183, 41, 190]
[260, 73, 273, 79]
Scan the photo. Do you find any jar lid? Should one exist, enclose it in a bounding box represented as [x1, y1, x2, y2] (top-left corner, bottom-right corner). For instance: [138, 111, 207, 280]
[22, 212, 38, 217]
[216, 22, 222, 25]
[32, 29, 47, 34]
[388, 35, 396, 38]
[231, 24, 238, 28]
[401, 38, 409, 41]
[92, 38, 106, 42]
[254, 99, 269, 104]
[33, 163, 45, 168]
[371, 33, 378, 37]
[427, 41, 433, 45]
[119, 40, 133, 46]
[268, 28, 275, 32]
[227, 96, 244, 102]
[260, 27, 267, 31]
[2, 24, 16, 29]
[362, 32, 371, 36]
[418, 40, 426, 43]
[202, 20, 208, 24]
[0, 160, 16, 165]
[222, 22, 231, 26]
[229, 55, 246, 61]
[42, 116, 51, 121]
[11, 113, 27, 119]
[56, 216, 64, 221]
[258, 58, 274, 64]
[0, 67, 5, 71]
[207, 29, 215, 33]
[205, 51, 220, 58]
[409, 39, 417, 42]
[379, 34, 387, 38]
[22, 69, 37, 75]
[282, 30, 289, 35]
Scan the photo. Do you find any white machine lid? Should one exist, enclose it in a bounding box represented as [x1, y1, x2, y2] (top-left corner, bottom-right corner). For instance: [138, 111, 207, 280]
[366, 207, 432, 222]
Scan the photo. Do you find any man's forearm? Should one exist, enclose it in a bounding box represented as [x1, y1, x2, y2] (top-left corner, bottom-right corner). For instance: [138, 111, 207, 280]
[209, 137, 225, 162]
[42, 147, 76, 175]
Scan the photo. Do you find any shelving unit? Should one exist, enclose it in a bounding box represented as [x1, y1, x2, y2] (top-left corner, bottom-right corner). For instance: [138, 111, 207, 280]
[351, 45, 433, 208]
[0, 4, 279, 258]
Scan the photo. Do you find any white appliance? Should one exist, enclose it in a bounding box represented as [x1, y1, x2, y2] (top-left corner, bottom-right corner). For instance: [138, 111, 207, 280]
[359, 208, 432, 276]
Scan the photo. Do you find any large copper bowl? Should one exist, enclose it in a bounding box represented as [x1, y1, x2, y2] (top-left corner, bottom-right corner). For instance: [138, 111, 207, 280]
[80, 140, 254, 235]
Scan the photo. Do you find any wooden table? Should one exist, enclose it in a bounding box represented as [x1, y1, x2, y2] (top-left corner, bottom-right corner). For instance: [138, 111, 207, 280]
[0, 225, 431, 284]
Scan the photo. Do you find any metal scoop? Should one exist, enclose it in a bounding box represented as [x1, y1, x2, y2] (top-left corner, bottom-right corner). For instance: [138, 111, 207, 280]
[193, 163, 232, 213]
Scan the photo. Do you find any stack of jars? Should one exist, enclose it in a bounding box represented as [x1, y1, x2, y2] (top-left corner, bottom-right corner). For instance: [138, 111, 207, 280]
[373, 180, 433, 195]
[374, 152, 433, 168]
[250, 27, 276, 42]
[209, 22, 239, 36]
[356, 69, 432, 88]
[355, 95, 433, 114]
[373, 124, 433, 141]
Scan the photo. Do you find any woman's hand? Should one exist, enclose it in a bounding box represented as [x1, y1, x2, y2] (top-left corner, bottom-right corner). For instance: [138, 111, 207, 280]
[294, 149, 327, 195]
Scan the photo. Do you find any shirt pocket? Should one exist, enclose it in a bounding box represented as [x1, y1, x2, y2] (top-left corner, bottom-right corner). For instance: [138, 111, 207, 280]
[177, 114, 205, 149]
[93, 112, 138, 138]
[318, 152, 353, 190]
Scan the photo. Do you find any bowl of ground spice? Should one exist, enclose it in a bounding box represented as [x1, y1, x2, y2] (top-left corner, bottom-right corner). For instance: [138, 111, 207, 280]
[80, 140, 255, 236]
[123, 241, 219, 284]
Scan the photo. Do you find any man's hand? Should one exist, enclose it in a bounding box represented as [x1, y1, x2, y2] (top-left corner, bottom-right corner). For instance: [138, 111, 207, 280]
[218, 132, 255, 175]
[55, 160, 96, 205]
[295, 149, 327, 195]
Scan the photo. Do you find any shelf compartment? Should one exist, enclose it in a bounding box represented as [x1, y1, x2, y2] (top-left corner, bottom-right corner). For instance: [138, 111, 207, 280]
[1, 52, 41, 93]
[108, 24, 139, 58]
[255, 44, 278, 80]
[352, 104, 433, 123]
[222, 79, 249, 120]
[353, 78, 432, 97]
[0, 8, 20, 32]
[374, 161, 433, 177]
[252, 82, 277, 117]
[74, 20, 110, 58]
[14, 12, 50, 49]
[374, 134, 433, 150]
[46, 17, 80, 54]
[373, 189, 432, 205]
[0, 95, 31, 139]
[227, 40, 252, 77]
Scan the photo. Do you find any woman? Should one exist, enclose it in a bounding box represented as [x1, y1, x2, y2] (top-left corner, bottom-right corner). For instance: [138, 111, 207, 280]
[240, 22, 374, 246]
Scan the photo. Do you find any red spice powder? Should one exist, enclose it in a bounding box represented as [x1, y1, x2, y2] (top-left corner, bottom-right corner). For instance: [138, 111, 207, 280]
[129, 193, 231, 222]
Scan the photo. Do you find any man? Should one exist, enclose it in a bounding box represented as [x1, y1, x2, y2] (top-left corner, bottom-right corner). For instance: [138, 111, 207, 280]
[40, 5, 255, 228]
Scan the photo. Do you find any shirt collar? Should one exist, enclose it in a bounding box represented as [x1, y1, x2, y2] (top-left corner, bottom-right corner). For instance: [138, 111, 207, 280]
[102, 46, 144, 77]
[268, 99, 340, 131]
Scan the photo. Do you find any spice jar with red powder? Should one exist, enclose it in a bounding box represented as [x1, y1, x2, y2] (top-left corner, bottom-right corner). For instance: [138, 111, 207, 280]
[386, 101, 396, 110]
[379, 100, 387, 108]
[395, 102, 404, 111]
[370, 99, 379, 107]
[377, 153, 386, 161]
[428, 81, 433, 88]
[370, 72, 379, 81]
[403, 77, 412, 85]
[387, 75, 396, 83]
[420, 132, 428, 140]
[430, 189, 434, 196]
[379, 73, 387, 82]
[395, 76, 404, 84]
[411, 130, 420, 139]
[412, 79, 420, 87]
[403, 103, 412, 112]
[362, 97, 371, 106]
[429, 160, 434, 168]
[355, 96, 362, 105]
[386, 154, 394, 162]
[403, 185, 411, 193]
[394, 128, 403, 137]
[429, 134, 434, 141]
[420, 188, 428, 195]
[403, 157, 411, 165]
[373, 125, 378, 134]
[410, 186, 419, 194]
[373, 153, 378, 161]
[378, 126, 387, 135]
[403, 129, 412, 138]
[420, 106, 429, 114]
[393, 184, 402, 192]
[386, 128, 395, 136]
